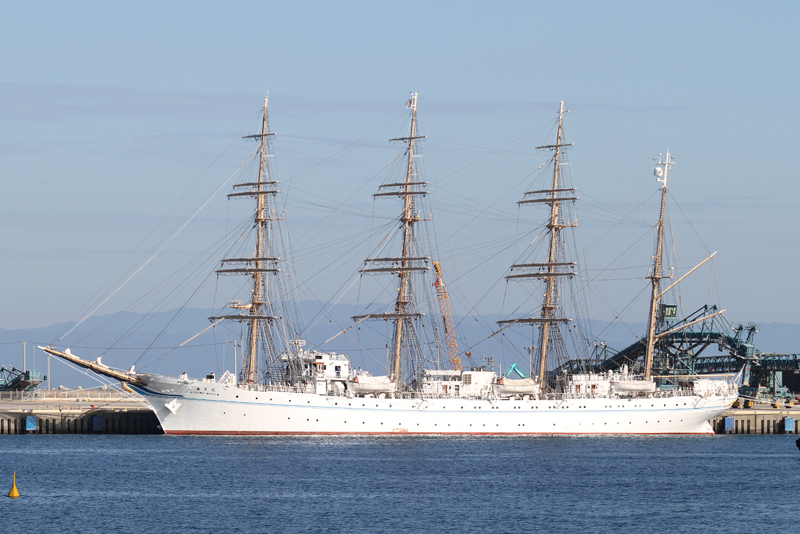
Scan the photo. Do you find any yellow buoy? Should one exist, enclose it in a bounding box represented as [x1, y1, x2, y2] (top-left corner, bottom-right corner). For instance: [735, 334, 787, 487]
[8, 471, 19, 498]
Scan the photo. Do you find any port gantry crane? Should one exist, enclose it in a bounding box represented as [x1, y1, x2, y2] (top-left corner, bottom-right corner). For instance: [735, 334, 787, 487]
[432, 260, 461, 370]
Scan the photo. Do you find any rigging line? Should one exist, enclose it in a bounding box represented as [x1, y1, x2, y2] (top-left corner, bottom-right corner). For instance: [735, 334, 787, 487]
[435, 120, 553, 185]
[582, 191, 658, 255]
[60, 120, 260, 338]
[432, 172, 540, 255]
[583, 230, 652, 290]
[56, 153, 255, 344]
[283, 111, 407, 186]
[425, 135, 548, 156]
[289, 167, 399, 248]
[278, 135, 390, 150]
[71, 216, 250, 350]
[64, 342, 231, 350]
[320, 317, 369, 345]
[346, 324, 393, 373]
[301, 272, 362, 342]
[116, 245, 223, 364]
[48, 355, 131, 390]
[179, 319, 225, 348]
[712, 255, 723, 311]
[431, 182, 536, 220]
[68, 185, 254, 351]
[568, 113, 655, 165]
[577, 189, 652, 226]
[590, 282, 651, 342]
[280, 188, 390, 219]
[433, 148, 557, 245]
[447, 251, 522, 327]
[667, 190, 712, 253]
[571, 147, 645, 184]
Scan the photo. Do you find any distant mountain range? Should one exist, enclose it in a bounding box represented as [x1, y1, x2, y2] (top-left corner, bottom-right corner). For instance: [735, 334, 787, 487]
[2, 302, 799, 388]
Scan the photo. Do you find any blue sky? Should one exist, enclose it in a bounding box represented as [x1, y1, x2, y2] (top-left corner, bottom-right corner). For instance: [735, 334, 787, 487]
[2, 1, 799, 332]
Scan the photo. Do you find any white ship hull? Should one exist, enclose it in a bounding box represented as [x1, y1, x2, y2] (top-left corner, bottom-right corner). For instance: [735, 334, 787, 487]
[133, 375, 736, 435]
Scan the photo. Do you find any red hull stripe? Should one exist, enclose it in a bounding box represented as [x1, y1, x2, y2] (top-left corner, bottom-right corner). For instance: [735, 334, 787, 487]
[164, 430, 713, 436]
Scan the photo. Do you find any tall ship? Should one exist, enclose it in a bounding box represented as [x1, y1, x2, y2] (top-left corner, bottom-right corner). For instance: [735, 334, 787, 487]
[41, 96, 738, 435]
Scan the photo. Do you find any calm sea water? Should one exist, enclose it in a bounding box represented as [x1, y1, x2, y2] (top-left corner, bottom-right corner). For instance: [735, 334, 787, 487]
[2, 434, 798, 533]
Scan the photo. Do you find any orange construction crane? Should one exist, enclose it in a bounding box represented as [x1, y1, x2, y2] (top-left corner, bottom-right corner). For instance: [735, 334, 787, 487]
[432, 261, 461, 370]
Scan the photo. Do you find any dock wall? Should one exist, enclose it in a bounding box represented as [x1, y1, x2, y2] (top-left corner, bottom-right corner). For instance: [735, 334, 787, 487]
[0, 407, 161, 435]
[712, 409, 798, 434]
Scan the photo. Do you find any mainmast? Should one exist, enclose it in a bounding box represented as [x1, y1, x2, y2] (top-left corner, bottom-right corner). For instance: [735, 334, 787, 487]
[211, 96, 281, 384]
[352, 93, 429, 382]
[643, 151, 674, 380]
[498, 101, 577, 386]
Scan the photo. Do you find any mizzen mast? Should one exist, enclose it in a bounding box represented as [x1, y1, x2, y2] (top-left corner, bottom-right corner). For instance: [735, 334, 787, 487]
[498, 101, 577, 386]
[643, 151, 674, 380]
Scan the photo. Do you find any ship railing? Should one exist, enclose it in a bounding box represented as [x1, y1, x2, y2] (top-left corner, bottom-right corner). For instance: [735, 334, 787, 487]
[237, 383, 315, 394]
[412, 393, 479, 400]
[0, 388, 142, 402]
[547, 388, 699, 401]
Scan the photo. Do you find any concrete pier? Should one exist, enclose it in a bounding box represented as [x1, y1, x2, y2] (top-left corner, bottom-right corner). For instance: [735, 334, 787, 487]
[0, 400, 161, 435]
[711, 403, 799, 434]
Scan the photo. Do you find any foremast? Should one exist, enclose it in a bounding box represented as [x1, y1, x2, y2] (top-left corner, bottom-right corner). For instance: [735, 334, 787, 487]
[211, 96, 283, 385]
[352, 93, 429, 382]
[498, 101, 577, 386]
[643, 151, 674, 380]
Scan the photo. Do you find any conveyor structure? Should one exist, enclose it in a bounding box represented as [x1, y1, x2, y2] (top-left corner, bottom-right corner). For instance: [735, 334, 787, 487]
[0, 366, 42, 391]
[557, 305, 800, 400]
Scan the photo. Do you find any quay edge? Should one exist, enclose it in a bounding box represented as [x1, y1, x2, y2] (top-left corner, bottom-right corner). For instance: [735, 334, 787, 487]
[711, 403, 799, 434]
[0, 403, 161, 435]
